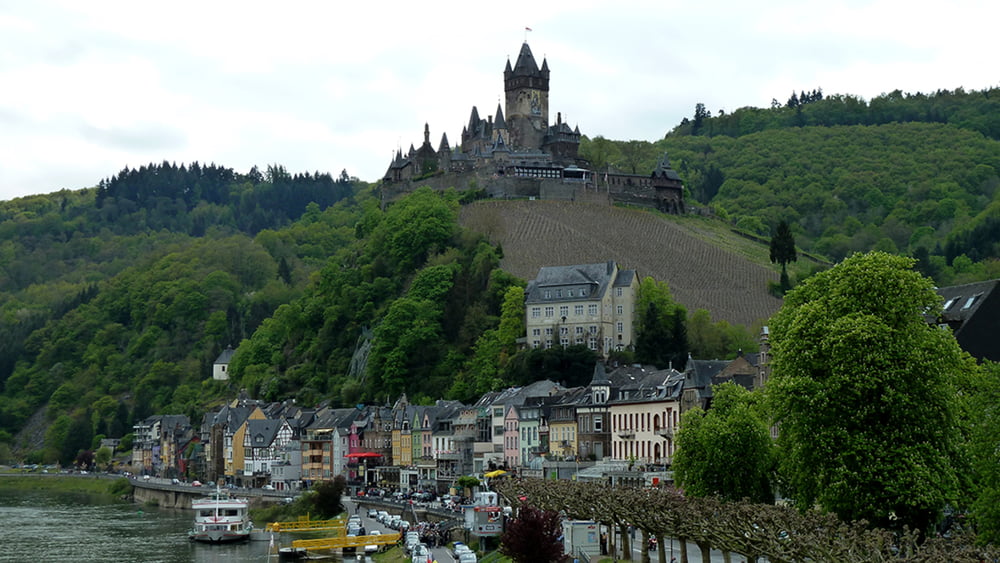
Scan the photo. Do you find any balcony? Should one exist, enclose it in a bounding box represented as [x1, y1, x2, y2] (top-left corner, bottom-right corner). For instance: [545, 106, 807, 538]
[617, 430, 635, 439]
[654, 427, 673, 438]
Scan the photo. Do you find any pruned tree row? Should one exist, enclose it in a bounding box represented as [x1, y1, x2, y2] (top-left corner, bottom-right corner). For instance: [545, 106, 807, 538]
[493, 478, 999, 563]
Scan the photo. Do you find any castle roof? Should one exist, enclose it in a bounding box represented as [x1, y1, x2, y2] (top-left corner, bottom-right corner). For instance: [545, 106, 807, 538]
[494, 104, 506, 129]
[506, 42, 548, 80]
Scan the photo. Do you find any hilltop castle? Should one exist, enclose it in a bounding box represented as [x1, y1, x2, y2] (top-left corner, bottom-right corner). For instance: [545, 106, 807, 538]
[383, 42, 684, 214]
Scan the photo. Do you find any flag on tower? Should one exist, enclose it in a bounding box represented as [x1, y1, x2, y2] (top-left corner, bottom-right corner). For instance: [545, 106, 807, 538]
[525, 27, 532, 31]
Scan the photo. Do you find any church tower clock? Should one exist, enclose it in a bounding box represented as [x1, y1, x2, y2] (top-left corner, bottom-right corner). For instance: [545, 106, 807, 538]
[504, 42, 549, 150]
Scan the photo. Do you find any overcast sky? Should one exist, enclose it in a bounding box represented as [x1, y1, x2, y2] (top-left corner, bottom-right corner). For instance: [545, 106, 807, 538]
[1, 0, 995, 202]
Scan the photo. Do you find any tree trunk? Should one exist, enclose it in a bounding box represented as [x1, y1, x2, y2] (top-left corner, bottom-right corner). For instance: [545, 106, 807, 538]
[722, 551, 732, 563]
[678, 536, 689, 563]
[620, 523, 632, 560]
[697, 542, 711, 563]
[640, 529, 651, 563]
[656, 534, 665, 563]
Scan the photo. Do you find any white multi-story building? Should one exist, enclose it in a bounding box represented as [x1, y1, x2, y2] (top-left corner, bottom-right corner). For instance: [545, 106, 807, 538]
[525, 260, 638, 356]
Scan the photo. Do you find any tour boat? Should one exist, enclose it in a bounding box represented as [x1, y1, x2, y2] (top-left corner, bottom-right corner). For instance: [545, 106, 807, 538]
[188, 486, 254, 543]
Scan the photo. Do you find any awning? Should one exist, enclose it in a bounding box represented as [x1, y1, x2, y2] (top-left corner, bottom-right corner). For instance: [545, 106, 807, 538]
[484, 469, 507, 478]
[346, 452, 383, 458]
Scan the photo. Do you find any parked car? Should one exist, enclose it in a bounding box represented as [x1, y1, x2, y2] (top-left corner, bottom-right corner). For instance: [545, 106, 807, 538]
[411, 544, 431, 563]
[365, 530, 381, 554]
[262, 484, 275, 490]
[367, 508, 378, 518]
[458, 552, 477, 563]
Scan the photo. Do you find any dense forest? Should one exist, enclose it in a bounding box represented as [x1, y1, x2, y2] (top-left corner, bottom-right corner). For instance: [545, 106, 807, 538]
[3, 85, 1000, 464]
[580, 86, 1000, 286]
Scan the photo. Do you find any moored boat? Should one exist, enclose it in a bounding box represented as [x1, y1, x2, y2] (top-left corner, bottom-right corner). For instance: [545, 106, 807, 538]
[188, 486, 254, 543]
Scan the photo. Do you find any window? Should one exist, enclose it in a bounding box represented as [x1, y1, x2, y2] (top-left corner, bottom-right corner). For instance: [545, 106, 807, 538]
[616, 287, 623, 297]
[581, 288, 588, 296]
[556, 289, 562, 298]
[568, 290, 574, 297]
[561, 338, 569, 347]
[544, 290, 551, 299]
[546, 339, 553, 348]
[575, 337, 584, 345]
[531, 307, 541, 318]
[963, 294, 982, 310]
[588, 304, 598, 315]
[594, 415, 603, 432]
[545, 306, 554, 317]
[617, 322, 624, 333]
[560, 327, 569, 335]
[545, 327, 554, 335]
[533, 340, 540, 348]
[589, 337, 598, 350]
[560, 306, 569, 317]
[532, 328, 541, 336]
[616, 305, 623, 315]
[575, 326, 584, 334]
[574, 305, 584, 316]
[589, 325, 598, 334]
[943, 298, 958, 310]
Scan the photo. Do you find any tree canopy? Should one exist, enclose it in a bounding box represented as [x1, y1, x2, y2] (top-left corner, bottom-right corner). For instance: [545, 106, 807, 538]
[766, 251, 978, 534]
[673, 382, 774, 504]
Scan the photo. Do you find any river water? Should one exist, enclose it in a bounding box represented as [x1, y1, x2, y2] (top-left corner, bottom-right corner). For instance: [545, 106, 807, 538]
[1, 488, 284, 563]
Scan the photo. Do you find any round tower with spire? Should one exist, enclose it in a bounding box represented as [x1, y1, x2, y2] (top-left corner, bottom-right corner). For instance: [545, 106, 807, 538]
[504, 42, 549, 150]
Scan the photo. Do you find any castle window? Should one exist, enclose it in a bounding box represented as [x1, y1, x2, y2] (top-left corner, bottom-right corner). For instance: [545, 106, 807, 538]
[556, 289, 562, 298]
[568, 290, 574, 297]
[575, 305, 584, 316]
[545, 306, 554, 317]
[531, 307, 541, 318]
[588, 304, 598, 316]
[560, 306, 569, 317]
[544, 290, 551, 299]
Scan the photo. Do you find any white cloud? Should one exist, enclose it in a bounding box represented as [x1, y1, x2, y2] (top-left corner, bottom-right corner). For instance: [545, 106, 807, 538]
[0, 0, 996, 200]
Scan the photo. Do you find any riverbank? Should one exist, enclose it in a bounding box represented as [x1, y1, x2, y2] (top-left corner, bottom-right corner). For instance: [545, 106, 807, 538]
[0, 471, 132, 497]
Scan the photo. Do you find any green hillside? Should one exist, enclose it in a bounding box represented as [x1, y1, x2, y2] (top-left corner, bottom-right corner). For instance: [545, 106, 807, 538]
[582, 87, 1000, 286]
[3, 85, 1000, 464]
[459, 199, 781, 328]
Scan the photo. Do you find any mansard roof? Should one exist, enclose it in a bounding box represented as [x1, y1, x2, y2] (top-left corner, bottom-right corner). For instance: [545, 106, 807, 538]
[525, 260, 635, 305]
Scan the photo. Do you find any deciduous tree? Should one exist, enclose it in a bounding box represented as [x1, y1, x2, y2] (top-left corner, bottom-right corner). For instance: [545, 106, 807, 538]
[766, 251, 976, 535]
[673, 382, 774, 503]
[500, 505, 565, 563]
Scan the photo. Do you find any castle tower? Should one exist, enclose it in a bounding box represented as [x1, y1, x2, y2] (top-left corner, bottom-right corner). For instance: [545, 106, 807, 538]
[504, 42, 549, 150]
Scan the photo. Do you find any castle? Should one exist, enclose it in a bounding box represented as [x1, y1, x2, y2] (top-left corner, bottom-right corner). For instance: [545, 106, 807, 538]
[382, 42, 684, 214]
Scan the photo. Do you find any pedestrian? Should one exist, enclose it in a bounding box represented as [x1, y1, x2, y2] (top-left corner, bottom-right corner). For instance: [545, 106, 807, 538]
[600, 532, 608, 555]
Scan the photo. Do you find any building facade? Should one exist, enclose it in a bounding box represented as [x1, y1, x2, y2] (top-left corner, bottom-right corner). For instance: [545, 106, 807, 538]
[525, 260, 638, 356]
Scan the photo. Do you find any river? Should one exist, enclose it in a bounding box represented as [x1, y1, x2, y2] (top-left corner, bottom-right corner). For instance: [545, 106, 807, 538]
[1, 488, 284, 563]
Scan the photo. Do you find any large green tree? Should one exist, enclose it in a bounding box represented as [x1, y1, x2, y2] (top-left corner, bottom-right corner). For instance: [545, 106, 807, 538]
[766, 251, 977, 534]
[673, 382, 774, 503]
[634, 277, 688, 370]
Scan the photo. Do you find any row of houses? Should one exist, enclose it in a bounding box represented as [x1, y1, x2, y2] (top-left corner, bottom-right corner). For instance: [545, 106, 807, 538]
[130, 345, 767, 492]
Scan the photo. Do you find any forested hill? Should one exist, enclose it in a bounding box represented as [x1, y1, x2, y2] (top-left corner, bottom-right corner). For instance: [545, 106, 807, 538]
[0, 162, 365, 461]
[581, 86, 1000, 287]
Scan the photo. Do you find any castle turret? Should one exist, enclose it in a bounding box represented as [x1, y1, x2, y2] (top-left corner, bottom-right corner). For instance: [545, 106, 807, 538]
[504, 42, 549, 150]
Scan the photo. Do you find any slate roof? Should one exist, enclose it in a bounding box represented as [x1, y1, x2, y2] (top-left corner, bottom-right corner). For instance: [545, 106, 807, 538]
[214, 346, 235, 365]
[525, 260, 634, 305]
[934, 279, 1000, 362]
[246, 419, 281, 447]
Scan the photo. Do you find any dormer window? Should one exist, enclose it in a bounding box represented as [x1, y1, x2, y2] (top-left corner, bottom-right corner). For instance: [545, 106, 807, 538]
[544, 290, 551, 299]
[943, 297, 958, 310]
[962, 294, 982, 310]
